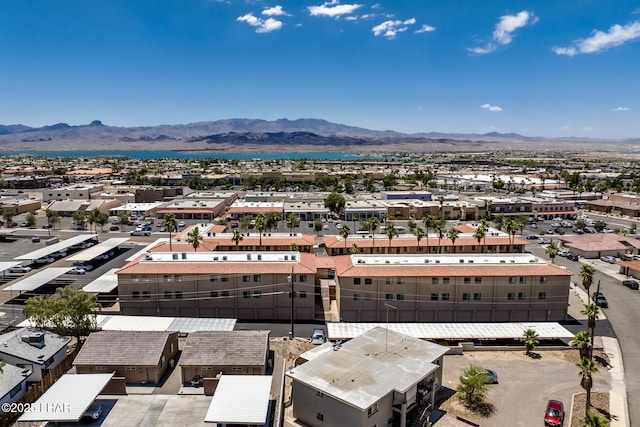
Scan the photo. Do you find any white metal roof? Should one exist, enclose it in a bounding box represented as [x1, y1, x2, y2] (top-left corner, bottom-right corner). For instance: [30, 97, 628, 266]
[205, 375, 272, 424]
[0, 228, 18, 234]
[18, 373, 113, 422]
[82, 268, 120, 293]
[125, 238, 168, 261]
[0, 261, 21, 273]
[14, 234, 96, 260]
[327, 322, 574, 341]
[3, 267, 72, 291]
[95, 315, 237, 333]
[67, 237, 130, 261]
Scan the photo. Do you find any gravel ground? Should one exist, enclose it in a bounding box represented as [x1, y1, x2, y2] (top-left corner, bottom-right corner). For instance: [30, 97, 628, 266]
[571, 392, 610, 427]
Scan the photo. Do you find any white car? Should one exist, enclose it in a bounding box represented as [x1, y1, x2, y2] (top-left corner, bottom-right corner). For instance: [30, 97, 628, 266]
[50, 251, 68, 258]
[34, 257, 55, 264]
[178, 221, 186, 227]
[72, 263, 94, 271]
[67, 267, 86, 275]
[9, 265, 32, 274]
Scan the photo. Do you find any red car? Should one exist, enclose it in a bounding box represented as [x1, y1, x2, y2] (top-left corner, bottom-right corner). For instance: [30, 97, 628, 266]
[544, 400, 564, 426]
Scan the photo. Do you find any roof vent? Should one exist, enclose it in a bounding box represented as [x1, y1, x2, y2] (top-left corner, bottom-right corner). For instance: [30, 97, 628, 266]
[435, 260, 440, 264]
[145, 255, 153, 261]
[214, 256, 219, 261]
[424, 259, 429, 263]
[385, 260, 390, 264]
[182, 253, 187, 260]
[459, 259, 464, 263]
[247, 254, 251, 260]
[500, 260, 506, 263]
[292, 255, 297, 260]
[172, 254, 178, 260]
[222, 256, 227, 261]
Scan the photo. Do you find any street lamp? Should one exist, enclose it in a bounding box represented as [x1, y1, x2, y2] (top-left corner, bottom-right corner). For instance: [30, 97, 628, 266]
[384, 302, 397, 352]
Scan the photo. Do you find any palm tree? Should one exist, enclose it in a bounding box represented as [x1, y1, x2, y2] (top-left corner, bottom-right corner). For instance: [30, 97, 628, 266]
[473, 225, 487, 253]
[422, 213, 435, 252]
[437, 195, 445, 219]
[447, 227, 460, 254]
[287, 213, 299, 235]
[412, 226, 425, 249]
[580, 264, 597, 303]
[367, 217, 379, 253]
[187, 226, 203, 252]
[546, 241, 560, 263]
[578, 356, 599, 418]
[352, 213, 359, 234]
[255, 214, 268, 248]
[433, 219, 446, 254]
[520, 328, 539, 355]
[581, 303, 599, 349]
[503, 217, 517, 245]
[349, 243, 359, 255]
[231, 228, 243, 248]
[570, 330, 592, 359]
[581, 411, 610, 427]
[162, 213, 178, 251]
[339, 225, 351, 250]
[384, 222, 399, 250]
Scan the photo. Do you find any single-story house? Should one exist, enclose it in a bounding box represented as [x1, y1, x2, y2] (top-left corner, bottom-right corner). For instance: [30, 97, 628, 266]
[0, 363, 30, 405]
[73, 331, 179, 385]
[558, 233, 640, 259]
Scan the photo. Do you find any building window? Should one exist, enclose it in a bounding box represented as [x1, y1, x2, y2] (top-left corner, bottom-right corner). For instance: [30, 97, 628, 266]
[441, 293, 450, 301]
[253, 291, 262, 298]
[317, 413, 324, 421]
[132, 291, 140, 299]
[367, 402, 379, 417]
[519, 276, 527, 284]
[210, 291, 219, 298]
[243, 291, 251, 299]
[299, 291, 307, 298]
[142, 291, 151, 299]
[299, 275, 307, 282]
[385, 293, 393, 301]
[353, 293, 361, 301]
[231, 367, 242, 371]
[509, 276, 516, 284]
[538, 292, 546, 300]
[243, 275, 250, 282]
[365, 278, 372, 285]
[443, 277, 450, 284]
[518, 292, 526, 300]
[475, 277, 482, 284]
[396, 294, 405, 301]
[386, 277, 392, 285]
[462, 293, 470, 301]
[364, 293, 372, 301]
[431, 278, 439, 284]
[210, 275, 218, 282]
[397, 278, 404, 284]
[431, 293, 438, 301]
[221, 276, 229, 282]
[131, 275, 139, 283]
[473, 293, 481, 300]
[508, 292, 515, 300]
[222, 291, 230, 298]
[254, 275, 261, 282]
[164, 291, 172, 299]
[540, 276, 548, 283]
[141, 275, 150, 282]
[164, 275, 174, 282]
[95, 366, 106, 371]
[9, 383, 22, 398]
[464, 277, 471, 284]
[175, 291, 183, 299]
[354, 278, 361, 285]
[125, 367, 136, 371]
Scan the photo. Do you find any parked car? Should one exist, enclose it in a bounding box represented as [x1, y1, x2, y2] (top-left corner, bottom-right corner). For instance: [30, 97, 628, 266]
[72, 262, 94, 271]
[538, 238, 551, 244]
[31, 236, 41, 243]
[592, 292, 608, 308]
[622, 280, 640, 290]
[230, 221, 239, 228]
[526, 235, 539, 240]
[5, 221, 18, 227]
[50, 251, 68, 258]
[83, 403, 102, 420]
[109, 225, 120, 231]
[544, 399, 564, 427]
[67, 267, 86, 275]
[634, 255, 640, 261]
[41, 223, 53, 229]
[600, 255, 616, 264]
[178, 221, 186, 227]
[460, 368, 498, 384]
[131, 230, 151, 236]
[34, 257, 54, 264]
[310, 329, 326, 345]
[544, 228, 554, 234]
[557, 251, 570, 257]
[567, 253, 579, 261]
[8, 265, 32, 273]
[20, 221, 28, 227]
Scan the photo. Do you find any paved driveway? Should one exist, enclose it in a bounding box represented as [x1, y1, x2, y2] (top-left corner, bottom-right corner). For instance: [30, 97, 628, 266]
[441, 350, 611, 426]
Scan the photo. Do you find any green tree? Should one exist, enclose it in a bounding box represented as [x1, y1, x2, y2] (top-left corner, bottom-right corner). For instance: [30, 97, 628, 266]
[456, 365, 491, 410]
[162, 213, 179, 251]
[186, 226, 203, 251]
[288, 243, 299, 251]
[72, 211, 86, 230]
[95, 210, 109, 232]
[255, 214, 268, 247]
[546, 241, 560, 263]
[422, 213, 436, 250]
[118, 212, 129, 231]
[349, 243, 359, 255]
[580, 411, 610, 427]
[23, 286, 101, 343]
[313, 219, 323, 235]
[473, 224, 487, 253]
[515, 215, 529, 235]
[447, 227, 460, 254]
[352, 213, 359, 234]
[520, 328, 539, 355]
[339, 225, 351, 249]
[2, 209, 14, 225]
[25, 212, 36, 227]
[367, 217, 380, 253]
[580, 264, 597, 303]
[433, 219, 446, 254]
[578, 356, 599, 418]
[231, 228, 244, 248]
[287, 213, 300, 235]
[240, 215, 252, 233]
[45, 208, 60, 229]
[384, 222, 399, 248]
[581, 303, 599, 350]
[437, 196, 446, 219]
[324, 191, 346, 216]
[412, 226, 425, 249]
[594, 220, 607, 233]
[503, 217, 518, 245]
[570, 330, 592, 359]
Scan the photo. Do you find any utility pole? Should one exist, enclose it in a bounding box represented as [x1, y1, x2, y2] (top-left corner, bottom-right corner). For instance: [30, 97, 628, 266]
[288, 266, 295, 338]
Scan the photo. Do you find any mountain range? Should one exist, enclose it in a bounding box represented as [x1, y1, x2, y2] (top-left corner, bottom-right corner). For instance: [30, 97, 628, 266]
[0, 118, 636, 152]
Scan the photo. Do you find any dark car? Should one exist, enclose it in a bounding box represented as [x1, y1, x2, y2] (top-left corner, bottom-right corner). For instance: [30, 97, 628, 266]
[109, 225, 120, 231]
[526, 235, 539, 240]
[567, 253, 579, 261]
[592, 292, 608, 308]
[42, 223, 53, 229]
[622, 280, 640, 290]
[544, 399, 564, 426]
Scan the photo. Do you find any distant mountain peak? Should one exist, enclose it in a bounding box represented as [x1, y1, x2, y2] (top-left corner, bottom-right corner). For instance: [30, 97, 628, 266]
[88, 120, 104, 126]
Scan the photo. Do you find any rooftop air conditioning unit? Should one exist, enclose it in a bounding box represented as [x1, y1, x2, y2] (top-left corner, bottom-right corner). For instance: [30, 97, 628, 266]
[385, 260, 390, 264]
[292, 255, 297, 260]
[247, 254, 251, 260]
[435, 260, 440, 264]
[257, 255, 262, 260]
[214, 257, 218, 261]
[500, 260, 506, 263]
[459, 259, 464, 263]
[182, 253, 187, 260]
[222, 256, 227, 261]
[172, 254, 178, 260]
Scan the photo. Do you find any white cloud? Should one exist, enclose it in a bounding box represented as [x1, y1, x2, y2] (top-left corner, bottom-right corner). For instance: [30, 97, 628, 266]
[262, 5, 290, 16]
[237, 13, 283, 33]
[553, 21, 640, 56]
[372, 18, 416, 38]
[468, 10, 536, 54]
[613, 106, 630, 111]
[481, 103, 503, 112]
[308, 2, 363, 17]
[415, 24, 436, 33]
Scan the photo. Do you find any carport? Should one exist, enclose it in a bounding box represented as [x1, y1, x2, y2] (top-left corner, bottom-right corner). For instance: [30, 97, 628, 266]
[67, 237, 130, 262]
[18, 373, 113, 422]
[82, 268, 120, 294]
[0, 261, 21, 273]
[205, 375, 272, 425]
[3, 267, 72, 292]
[13, 234, 96, 261]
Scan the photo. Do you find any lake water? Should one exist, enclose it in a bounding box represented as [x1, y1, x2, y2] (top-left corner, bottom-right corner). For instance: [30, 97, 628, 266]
[0, 150, 366, 160]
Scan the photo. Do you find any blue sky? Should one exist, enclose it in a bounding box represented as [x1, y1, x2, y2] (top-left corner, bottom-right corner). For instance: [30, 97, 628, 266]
[1, 0, 639, 139]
